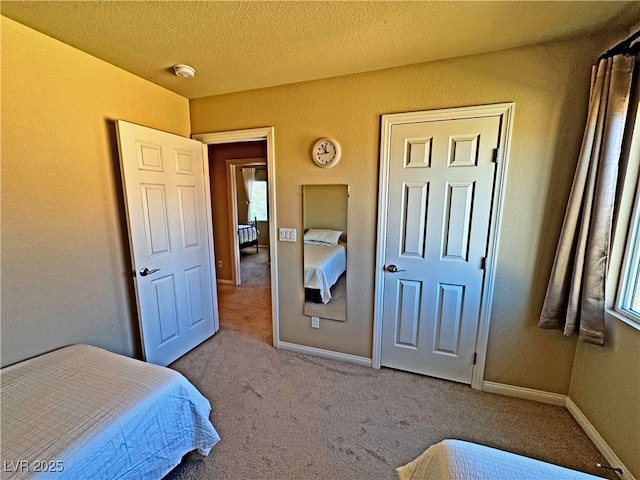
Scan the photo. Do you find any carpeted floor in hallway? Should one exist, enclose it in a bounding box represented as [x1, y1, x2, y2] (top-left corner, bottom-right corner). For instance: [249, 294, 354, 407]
[215, 246, 272, 344]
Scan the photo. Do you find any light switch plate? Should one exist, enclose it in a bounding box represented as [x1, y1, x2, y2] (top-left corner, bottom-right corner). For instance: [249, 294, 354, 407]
[311, 316, 320, 328]
[279, 228, 297, 242]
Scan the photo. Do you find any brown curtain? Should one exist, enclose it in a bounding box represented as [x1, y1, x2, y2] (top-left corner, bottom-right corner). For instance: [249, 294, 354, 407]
[539, 54, 637, 345]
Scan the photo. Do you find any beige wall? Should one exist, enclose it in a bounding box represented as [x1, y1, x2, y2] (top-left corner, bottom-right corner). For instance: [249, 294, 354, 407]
[1, 17, 191, 366]
[569, 318, 640, 477]
[190, 35, 609, 388]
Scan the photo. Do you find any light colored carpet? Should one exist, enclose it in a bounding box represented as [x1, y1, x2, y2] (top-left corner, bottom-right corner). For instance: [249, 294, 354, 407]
[166, 342, 613, 479]
[239, 247, 271, 287]
[165, 246, 613, 479]
[216, 247, 272, 344]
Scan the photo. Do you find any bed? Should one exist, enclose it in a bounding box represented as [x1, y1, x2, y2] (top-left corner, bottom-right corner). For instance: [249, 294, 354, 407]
[396, 439, 603, 480]
[304, 232, 347, 304]
[0, 344, 220, 479]
[238, 217, 259, 253]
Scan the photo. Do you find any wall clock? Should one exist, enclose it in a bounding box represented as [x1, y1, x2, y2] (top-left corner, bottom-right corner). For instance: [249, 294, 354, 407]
[312, 138, 342, 168]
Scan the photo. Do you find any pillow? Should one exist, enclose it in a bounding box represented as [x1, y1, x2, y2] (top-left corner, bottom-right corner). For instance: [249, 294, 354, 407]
[304, 228, 342, 246]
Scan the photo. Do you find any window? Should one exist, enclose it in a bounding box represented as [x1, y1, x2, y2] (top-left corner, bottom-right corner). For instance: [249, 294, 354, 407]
[613, 101, 640, 328]
[252, 181, 268, 222]
[617, 189, 640, 323]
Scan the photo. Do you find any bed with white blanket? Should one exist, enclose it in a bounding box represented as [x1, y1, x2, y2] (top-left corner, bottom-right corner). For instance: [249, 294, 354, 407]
[238, 217, 259, 253]
[304, 242, 347, 304]
[396, 439, 603, 480]
[0, 344, 220, 479]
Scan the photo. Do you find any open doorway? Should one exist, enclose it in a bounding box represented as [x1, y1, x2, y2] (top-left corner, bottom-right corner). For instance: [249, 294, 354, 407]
[227, 158, 269, 286]
[205, 141, 272, 345]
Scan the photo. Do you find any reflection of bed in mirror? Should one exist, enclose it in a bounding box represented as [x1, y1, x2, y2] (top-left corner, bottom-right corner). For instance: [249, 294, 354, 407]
[303, 185, 348, 322]
[304, 242, 347, 304]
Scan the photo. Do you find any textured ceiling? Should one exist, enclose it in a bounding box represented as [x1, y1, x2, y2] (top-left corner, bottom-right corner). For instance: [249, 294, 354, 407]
[2, 1, 639, 99]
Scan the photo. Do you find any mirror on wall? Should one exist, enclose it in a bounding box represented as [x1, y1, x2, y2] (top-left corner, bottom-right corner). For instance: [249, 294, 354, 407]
[303, 185, 348, 322]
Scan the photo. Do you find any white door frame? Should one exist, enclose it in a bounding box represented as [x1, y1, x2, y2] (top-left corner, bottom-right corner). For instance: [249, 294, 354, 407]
[227, 158, 266, 286]
[372, 103, 514, 390]
[192, 128, 279, 348]
[202, 145, 220, 334]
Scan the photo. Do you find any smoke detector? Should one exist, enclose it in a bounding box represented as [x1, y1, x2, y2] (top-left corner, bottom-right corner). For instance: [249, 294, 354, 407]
[173, 64, 196, 79]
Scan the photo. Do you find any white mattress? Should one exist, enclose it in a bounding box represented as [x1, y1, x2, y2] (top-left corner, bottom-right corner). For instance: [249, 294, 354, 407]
[238, 224, 258, 244]
[396, 439, 603, 480]
[304, 243, 347, 303]
[1, 344, 220, 479]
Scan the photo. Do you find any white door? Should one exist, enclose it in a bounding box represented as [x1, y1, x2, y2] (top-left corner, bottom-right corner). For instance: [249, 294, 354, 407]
[380, 113, 501, 384]
[117, 120, 218, 366]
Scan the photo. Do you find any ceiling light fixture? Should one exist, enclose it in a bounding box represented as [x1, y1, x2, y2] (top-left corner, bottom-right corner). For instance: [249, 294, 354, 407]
[173, 64, 196, 79]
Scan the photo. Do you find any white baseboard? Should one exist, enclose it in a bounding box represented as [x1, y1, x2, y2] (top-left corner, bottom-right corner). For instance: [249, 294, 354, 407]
[278, 341, 372, 368]
[482, 381, 567, 406]
[566, 398, 634, 480]
[482, 381, 633, 480]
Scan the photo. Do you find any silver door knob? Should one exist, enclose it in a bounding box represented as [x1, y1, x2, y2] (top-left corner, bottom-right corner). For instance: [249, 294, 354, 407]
[385, 264, 406, 273]
[139, 267, 161, 277]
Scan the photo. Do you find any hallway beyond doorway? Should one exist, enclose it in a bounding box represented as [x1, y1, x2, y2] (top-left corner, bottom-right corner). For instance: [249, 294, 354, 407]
[216, 246, 271, 344]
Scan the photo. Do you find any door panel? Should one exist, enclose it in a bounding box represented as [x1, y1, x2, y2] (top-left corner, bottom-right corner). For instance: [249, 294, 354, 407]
[142, 184, 171, 255]
[395, 279, 422, 348]
[117, 120, 218, 366]
[434, 283, 464, 355]
[401, 183, 429, 257]
[443, 181, 474, 260]
[381, 116, 500, 384]
[185, 266, 205, 326]
[153, 275, 179, 344]
[178, 186, 200, 248]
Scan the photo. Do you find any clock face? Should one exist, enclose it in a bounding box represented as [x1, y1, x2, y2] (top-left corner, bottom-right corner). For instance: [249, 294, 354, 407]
[313, 138, 341, 168]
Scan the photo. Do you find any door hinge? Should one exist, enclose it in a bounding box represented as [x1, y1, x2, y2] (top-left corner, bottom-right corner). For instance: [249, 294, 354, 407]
[480, 257, 487, 269]
[493, 147, 500, 163]
[472, 352, 477, 365]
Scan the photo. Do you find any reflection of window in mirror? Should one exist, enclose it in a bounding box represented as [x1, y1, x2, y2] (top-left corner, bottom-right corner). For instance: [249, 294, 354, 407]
[303, 185, 348, 322]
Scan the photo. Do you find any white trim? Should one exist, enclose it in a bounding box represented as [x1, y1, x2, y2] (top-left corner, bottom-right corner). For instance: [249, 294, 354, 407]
[227, 161, 241, 286]
[481, 381, 567, 406]
[605, 103, 640, 331]
[372, 103, 515, 391]
[471, 105, 514, 389]
[279, 341, 373, 368]
[193, 127, 272, 144]
[372, 111, 392, 370]
[615, 182, 640, 326]
[201, 144, 220, 333]
[193, 127, 280, 348]
[482, 381, 634, 480]
[566, 398, 635, 480]
[607, 307, 640, 333]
